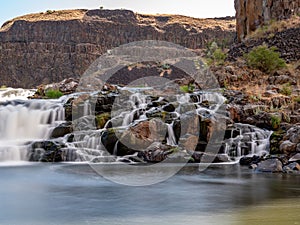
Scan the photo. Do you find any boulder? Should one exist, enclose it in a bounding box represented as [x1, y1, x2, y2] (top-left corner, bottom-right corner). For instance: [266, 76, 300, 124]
[283, 162, 300, 173]
[239, 155, 262, 166]
[29, 141, 65, 162]
[50, 122, 73, 138]
[280, 140, 297, 154]
[256, 158, 283, 173]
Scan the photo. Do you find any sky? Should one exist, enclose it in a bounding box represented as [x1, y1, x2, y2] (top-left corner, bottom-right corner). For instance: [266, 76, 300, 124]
[0, 0, 235, 26]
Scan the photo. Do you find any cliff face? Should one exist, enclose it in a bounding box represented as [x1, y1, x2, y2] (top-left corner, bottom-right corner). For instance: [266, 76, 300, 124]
[0, 9, 235, 88]
[235, 0, 300, 41]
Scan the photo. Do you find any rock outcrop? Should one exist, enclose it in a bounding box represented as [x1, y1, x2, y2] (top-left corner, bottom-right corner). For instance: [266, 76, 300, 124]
[0, 9, 235, 88]
[228, 26, 300, 62]
[235, 0, 300, 41]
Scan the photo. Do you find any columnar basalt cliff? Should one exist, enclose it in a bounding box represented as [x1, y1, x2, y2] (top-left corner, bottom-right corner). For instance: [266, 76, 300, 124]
[235, 0, 300, 41]
[0, 9, 235, 88]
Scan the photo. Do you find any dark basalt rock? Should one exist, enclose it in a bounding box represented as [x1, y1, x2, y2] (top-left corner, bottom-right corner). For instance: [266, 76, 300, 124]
[50, 122, 73, 138]
[29, 141, 65, 162]
[256, 158, 283, 173]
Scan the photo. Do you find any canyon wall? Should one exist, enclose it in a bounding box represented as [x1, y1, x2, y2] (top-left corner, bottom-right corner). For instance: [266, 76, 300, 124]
[235, 0, 300, 41]
[0, 9, 235, 88]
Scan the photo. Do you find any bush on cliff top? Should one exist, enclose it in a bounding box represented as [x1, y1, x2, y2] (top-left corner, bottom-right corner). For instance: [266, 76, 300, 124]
[244, 45, 286, 74]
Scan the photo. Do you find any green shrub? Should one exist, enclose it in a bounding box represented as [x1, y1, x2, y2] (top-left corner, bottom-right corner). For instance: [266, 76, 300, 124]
[180, 84, 194, 93]
[45, 89, 63, 99]
[271, 115, 281, 130]
[205, 41, 227, 66]
[46, 10, 55, 14]
[95, 113, 110, 129]
[244, 45, 286, 73]
[280, 83, 292, 96]
[294, 96, 300, 103]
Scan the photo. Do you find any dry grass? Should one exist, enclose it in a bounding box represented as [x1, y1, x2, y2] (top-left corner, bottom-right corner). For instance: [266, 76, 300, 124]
[0, 9, 87, 31]
[248, 15, 300, 39]
[1, 9, 236, 33]
[136, 13, 236, 31]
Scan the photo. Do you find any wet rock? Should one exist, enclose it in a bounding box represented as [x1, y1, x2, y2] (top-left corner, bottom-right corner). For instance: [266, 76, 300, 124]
[29, 141, 65, 162]
[256, 158, 283, 173]
[137, 142, 176, 163]
[50, 122, 73, 138]
[283, 162, 300, 173]
[239, 155, 262, 166]
[91, 156, 116, 163]
[163, 103, 176, 112]
[101, 129, 119, 155]
[200, 153, 231, 163]
[289, 153, 300, 163]
[73, 115, 97, 131]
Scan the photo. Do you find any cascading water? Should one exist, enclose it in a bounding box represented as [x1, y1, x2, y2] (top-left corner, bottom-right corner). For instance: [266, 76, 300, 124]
[0, 87, 273, 163]
[166, 122, 177, 146]
[0, 88, 36, 102]
[223, 123, 272, 158]
[0, 100, 65, 161]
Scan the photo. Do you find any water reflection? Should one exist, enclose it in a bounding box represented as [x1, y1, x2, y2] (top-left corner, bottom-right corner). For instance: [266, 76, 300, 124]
[0, 164, 299, 225]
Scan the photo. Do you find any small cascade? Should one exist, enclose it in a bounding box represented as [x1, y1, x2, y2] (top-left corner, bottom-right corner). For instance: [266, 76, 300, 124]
[113, 141, 119, 156]
[83, 99, 92, 116]
[223, 123, 272, 158]
[166, 122, 177, 146]
[0, 100, 65, 161]
[0, 88, 36, 102]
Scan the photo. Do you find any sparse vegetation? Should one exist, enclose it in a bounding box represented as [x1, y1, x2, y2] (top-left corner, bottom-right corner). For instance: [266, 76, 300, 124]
[244, 45, 286, 73]
[280, 83, 292, 96]
[45, 89, 63, 99]
[180, 84, 195, 93]
[248, 16, 300, 39]
[95, 113, 110, 129]
[271, 115, 281, 130]
[205, 41, 227, 66]
[293, 96, 300, 103]
[46, 10, 55, 14]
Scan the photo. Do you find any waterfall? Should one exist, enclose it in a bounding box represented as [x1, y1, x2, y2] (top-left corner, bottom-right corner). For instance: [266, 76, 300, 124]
[166, 122, 177, 146]
[224, 123, 272, 158]
[0, 100, 65, 161]
[0, 86, 274, 163]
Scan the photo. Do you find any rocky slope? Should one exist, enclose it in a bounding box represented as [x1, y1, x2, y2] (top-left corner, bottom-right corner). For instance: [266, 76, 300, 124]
[0, 9, 235, 88]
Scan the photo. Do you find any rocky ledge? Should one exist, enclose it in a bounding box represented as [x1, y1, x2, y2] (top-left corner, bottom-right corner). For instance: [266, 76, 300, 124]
[0, 9, 235, 88]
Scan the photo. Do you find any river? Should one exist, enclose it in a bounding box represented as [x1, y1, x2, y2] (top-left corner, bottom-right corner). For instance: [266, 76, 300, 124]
[0, 163, 299, 225]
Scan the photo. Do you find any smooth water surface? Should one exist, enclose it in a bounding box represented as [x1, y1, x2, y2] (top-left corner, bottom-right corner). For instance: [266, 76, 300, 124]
[0, 163, 299, 225]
